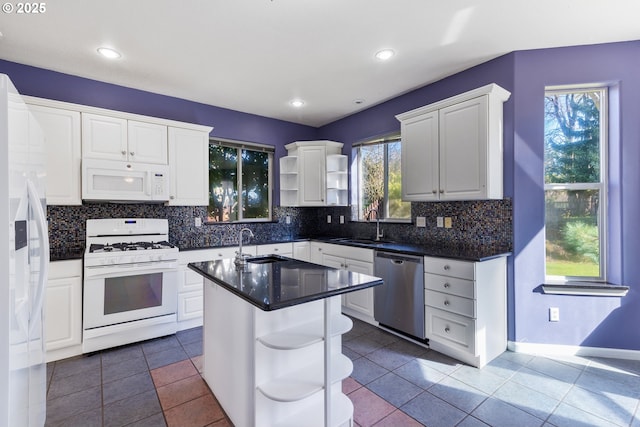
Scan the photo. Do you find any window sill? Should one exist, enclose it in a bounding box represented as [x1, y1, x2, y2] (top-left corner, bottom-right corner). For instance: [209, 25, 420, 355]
[541, 282, 629, 297]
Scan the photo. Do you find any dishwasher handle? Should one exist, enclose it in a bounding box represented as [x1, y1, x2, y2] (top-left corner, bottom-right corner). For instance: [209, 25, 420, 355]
[374, 250, 423, 265]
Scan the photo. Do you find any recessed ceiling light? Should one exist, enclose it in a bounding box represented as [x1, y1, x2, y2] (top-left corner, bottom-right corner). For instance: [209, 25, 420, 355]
[97, 47, 121, 59]
[375, 49, 395, 61]
[290, 99, 305, 108]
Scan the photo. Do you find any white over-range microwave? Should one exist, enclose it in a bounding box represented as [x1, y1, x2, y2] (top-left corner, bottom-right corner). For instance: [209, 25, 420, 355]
[82, 158, 170, 202]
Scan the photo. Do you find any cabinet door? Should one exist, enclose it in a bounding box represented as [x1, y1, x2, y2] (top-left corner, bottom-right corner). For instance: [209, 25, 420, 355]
[82, 113, 128, 161]
[439, 96, 488, 200]
[29, 105, 81, 205]
[401, 110, 439, 201]
[321, 253, 344, 269]
[127, 120, 168, 164]
[342, 258, 375, 319]
[292, 242, 310, 262]
[46, 262, 82, 353]
[298, 145, 326, 205]
[167, 127, 210, 205]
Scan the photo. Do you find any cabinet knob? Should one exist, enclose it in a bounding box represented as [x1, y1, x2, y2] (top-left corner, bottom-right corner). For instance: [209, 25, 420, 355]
[444, 300, 450, 306]
[130, 151, 135, 156]
[126, 164, 132, 169]
[432, 190, 437, 194]
[444, 282, 450, 288]
[170, 195, 175, 200]
[121, 150, 126, 155]
[444, 327, 451, 333]
[444, 265, 450, 271]
[274, 248, 279, 252]
[439, 189, 444, 194]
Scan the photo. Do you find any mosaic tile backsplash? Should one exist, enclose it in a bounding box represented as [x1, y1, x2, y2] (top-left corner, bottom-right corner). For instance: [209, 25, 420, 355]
[47, 199, 512, 260]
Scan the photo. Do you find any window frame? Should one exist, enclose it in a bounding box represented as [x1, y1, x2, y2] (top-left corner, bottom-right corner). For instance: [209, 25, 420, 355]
[543, 85, 608, 283]
[352, 134, 411, 222]
[207, 138, 274, 223]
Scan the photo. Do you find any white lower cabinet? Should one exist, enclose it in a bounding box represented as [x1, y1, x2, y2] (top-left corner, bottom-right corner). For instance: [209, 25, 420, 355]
[424, 256, 506, 368]
[312, 243, 376, 324]
[46, 260, 83, 362]
[292, 241, 311, 261]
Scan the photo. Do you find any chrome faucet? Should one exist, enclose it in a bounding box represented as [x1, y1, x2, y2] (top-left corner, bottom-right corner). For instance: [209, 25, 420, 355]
[367, 209, 384, 241]
[234, 227, 254, 266]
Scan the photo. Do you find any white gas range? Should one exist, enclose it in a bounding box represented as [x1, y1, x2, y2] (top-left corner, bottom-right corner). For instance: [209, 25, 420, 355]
[82, 218, 179, 353]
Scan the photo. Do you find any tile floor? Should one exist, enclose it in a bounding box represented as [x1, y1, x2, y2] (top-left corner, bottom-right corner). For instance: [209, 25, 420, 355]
[45, 318, 640, 427]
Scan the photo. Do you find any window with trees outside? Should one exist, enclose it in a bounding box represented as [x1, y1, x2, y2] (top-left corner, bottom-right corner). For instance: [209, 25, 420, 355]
[353, 136, 410, 221]
[544, 87, 607, 281]
[208, 139, 273, 222]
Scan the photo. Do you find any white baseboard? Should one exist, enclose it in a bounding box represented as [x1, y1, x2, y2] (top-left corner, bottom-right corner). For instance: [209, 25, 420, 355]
[508, 341, 640, 361]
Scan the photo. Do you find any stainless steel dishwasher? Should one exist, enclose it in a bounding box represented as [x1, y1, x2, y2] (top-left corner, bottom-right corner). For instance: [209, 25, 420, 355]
[374, 251, 425, 339]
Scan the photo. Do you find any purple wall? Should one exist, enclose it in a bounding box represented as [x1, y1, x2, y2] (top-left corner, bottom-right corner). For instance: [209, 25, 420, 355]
[510, 41, 640, 350]
[0, 59, 319, 205]
[319, 40, 640, 351]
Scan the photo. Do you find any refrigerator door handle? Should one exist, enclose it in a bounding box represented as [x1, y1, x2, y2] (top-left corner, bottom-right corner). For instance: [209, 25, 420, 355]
[26, 179, 49, 335]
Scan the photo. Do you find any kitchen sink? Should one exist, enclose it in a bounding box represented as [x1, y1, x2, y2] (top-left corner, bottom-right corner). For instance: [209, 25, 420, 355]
[332, 238, 392, 246]
[247, 255, 289, 264]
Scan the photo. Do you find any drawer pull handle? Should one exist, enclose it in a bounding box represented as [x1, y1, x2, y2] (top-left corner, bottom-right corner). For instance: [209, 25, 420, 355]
[444, 265, 450, 271]
[444, 327, 451, 333]
[444, 282, 450, 288]
[444, 300, 450, 306]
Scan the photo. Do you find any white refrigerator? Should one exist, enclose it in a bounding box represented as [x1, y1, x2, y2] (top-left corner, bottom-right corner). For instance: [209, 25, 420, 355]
[0, 74, 48, 426]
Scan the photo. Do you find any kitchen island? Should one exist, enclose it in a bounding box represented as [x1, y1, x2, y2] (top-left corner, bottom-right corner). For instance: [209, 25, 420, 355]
[188, 255, 382, 427]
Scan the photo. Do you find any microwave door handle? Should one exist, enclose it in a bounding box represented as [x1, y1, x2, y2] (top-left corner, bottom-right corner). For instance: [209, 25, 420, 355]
[146, 171, 152, 197]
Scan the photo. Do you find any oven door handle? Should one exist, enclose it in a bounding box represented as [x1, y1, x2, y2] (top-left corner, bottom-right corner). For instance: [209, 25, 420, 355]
[84, 262, 178, 278]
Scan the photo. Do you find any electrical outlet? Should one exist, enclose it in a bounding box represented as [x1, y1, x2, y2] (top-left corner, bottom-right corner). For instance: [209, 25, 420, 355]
[194, 217, 202, 227]
[549, 307, 560, 322]
[437, 217, 444, 228]
[327, 215, 332, 224]
[416, 217, 426, 227]
[339, 215, 344, 224]
[444, 217, 452, 228]
[285, 215, 291, 224]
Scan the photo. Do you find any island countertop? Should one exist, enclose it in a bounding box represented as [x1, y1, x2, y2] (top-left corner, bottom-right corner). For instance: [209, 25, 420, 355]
[188, 255, 383, 311]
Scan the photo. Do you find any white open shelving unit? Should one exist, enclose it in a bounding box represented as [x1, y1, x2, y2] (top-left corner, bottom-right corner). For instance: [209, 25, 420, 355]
[203, 280, 355, 427]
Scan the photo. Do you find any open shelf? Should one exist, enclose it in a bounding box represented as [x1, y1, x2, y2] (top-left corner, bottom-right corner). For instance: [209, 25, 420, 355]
[257, 315, 352, 350]
[256, 354, 353, 402]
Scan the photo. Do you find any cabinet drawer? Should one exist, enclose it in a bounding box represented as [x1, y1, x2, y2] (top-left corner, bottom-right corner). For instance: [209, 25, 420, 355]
[425, 290, 475, 318]
[256, 243, 293, 256]
[425, 273, 475, 299]
[425, 307, 475, 354]
[424, 257, 474, 280]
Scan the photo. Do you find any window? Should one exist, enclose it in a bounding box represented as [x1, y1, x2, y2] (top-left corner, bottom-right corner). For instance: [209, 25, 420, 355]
[208, 139, 273, 222]
[544, 87, 607, 281]
[353, 135, 410, 221]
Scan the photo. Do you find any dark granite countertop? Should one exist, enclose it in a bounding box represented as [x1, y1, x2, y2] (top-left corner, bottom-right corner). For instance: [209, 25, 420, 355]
[309, 237, 511, 262]
[188, 255, 383, 311]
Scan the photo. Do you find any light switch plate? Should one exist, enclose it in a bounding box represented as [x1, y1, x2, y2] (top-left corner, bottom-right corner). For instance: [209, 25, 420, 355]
[436, 217, 444, 228]
[285, 215, 291, 224]
[444, 217, 452, 228]
[340, 215, 345, 224]
[327, 215, 332, 223]
[416, 217, 426, 227]
[194, 217, 202, 227]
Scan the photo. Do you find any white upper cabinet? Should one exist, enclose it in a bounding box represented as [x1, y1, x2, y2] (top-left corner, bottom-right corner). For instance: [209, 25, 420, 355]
[397, 84, 510, 201]
[82, 113, 168, 164]
[167, 127, 210, 206]
[280, 140, 347, 207]
[127, 120, 168, 164]
[28, 104, 82, 205]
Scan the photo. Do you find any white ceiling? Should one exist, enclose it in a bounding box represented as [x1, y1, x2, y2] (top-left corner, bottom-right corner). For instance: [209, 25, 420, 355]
[1, 0, 639, 127]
